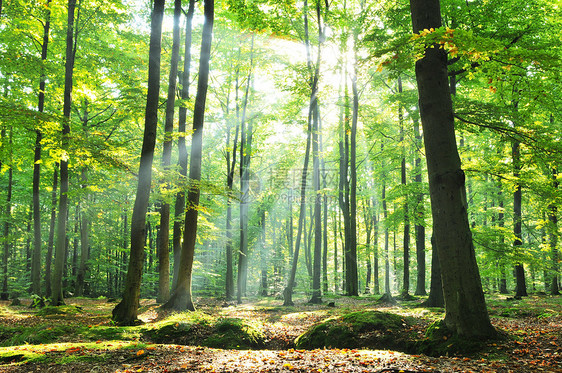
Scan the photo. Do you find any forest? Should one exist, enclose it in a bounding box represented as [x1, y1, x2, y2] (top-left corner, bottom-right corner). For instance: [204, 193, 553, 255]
[0, 0, 561, 371]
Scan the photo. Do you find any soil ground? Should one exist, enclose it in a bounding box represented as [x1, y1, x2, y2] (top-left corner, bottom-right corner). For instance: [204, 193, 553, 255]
[0, 294, 560, 372]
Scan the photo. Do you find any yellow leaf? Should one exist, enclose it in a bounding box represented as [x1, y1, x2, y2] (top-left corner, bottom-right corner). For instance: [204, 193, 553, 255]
[136, 350, 145, 356]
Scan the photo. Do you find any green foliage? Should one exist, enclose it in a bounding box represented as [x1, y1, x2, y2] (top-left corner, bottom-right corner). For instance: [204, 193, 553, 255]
[0, 324, 73, 346]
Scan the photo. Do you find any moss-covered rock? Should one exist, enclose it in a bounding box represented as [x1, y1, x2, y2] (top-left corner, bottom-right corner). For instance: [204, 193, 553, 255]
[295, 310, 413, 350]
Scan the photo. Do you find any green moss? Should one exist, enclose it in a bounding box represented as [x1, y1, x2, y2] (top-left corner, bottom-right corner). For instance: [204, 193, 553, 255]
[415, 320, 486, 356]
[203, 318, 265, 349]
[142, 321, 193, 344]
[0, 324, 74, 346]
[295, 310, 413, 350]
[36, 305, 83, 317]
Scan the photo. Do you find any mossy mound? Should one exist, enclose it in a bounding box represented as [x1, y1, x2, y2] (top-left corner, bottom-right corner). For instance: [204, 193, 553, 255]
[36, 305, 83, 317]
[203, 318, 265, 349]
[142, 316, 265, 349]
[295, 310, 413, 351]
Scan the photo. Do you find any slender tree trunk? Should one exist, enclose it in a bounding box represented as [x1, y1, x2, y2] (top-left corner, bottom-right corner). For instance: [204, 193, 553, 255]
[382, 178, 391, 296]
[373, 211, 380, 294]
[51, 0, 77, 306]
[172, 0, 195, 292]
[549, 167, 560, 295]
[237, 36, 254, 304]
[399, 77, 410, 297]
[75, 102, 90, 297]
[512, 135, 527, 297]
[413, 116, 426, 296]
[45, 166, 58, 298]
[1, 129, 12, 300]
[157, 0, 182, 304]
[347, 48, 359, 297]
[409, 0, 496, 338]
[283, 100, 313, 306]
[31, 0, 52, 295]
[112, 0, 165, 324]
[162, 0, 214, 311]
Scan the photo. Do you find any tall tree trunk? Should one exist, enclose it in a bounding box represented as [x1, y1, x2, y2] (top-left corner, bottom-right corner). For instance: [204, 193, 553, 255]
[237, 36, 254, 304]
[399, 77, 410, 297]
[347, 46, 359, 297]
[409, 0, 496, 338]
[162, 0, 214, 311]
[382, 177, 391, 296]
[373, 210, 380, 294]
[512, 135, 527, 297]
[51, 0, 77, 306]
[172, 0, 194, 290]
[75, 102, 90, 297]
[157, 0, 182, 304]
[1, 129, 12, 300]
[45, 166, 58, 298]
[549, 167, 560, 295]
[283, 98, 313, 306]
[111, 0, 165, 324]
[31, 0, 52, 295]
[413, 116, 426, 296]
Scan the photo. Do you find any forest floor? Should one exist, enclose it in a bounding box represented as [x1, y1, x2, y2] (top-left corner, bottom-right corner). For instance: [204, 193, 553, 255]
[0, 294, 560, 372]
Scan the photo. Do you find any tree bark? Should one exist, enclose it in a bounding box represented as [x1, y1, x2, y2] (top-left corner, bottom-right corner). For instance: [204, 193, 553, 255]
[512, 136, 527, 297]
[51, 0, 77, 306]
[409, 0, 496, 338]
[45, 166, 58, 298]
[75, 102, 90, 297]
[1, 129, 12, 300]
[31, 0, 52, 295]
[548, 167, 559, 295]
[413, 116, 426, 296]
[156, 0, 182, 304]
[162, 0, 214, 311]
[399, 76, 410, 297]
[237, 36, 254, 304]
[422, 237, 444, 307]
[112, 0, 165, 324]
[172, 0, 195, 291]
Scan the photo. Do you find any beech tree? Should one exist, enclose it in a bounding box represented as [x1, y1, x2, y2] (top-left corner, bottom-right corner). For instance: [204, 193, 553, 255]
[112, 0, 165, 325]
[409, 0, 496, 338]
[162, 0, 214, 311]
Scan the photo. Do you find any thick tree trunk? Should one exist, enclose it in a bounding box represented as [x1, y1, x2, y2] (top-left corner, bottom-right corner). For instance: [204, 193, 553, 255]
[162, 0, 214, 311]
[31, 0, 52, 295]
[409, 0, 496, 338]
[156, 0, 182, 304]
[51, 0, 77, 306]
[112, 0, 165, 324]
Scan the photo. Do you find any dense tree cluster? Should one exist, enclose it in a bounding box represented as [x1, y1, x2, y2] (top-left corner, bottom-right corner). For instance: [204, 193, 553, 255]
[0, 0, 560, 337]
